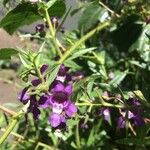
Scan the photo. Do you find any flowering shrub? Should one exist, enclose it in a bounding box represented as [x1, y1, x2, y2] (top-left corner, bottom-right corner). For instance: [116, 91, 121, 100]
[0, 0, 150, 149]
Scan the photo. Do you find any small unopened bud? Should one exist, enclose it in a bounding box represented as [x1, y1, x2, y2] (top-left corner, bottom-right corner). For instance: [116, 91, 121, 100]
[35, 24, 45, 33]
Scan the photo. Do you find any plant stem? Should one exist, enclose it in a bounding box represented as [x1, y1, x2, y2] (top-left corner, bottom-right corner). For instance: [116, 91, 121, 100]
[0, 114, 21, 145]
[75, 120, 81, 150]
[0, 128, 53, 149]
[75, 102, 124, 108]
[33, 59, 44, 83]
[45, 9, 62, 58]
[0, 102, 30, 145]
[0, 105, 17, 116]
[99, 1, 120, 18]
[59, 20, 111, 63]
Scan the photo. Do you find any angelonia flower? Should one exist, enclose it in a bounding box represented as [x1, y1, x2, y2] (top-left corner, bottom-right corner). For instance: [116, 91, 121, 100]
[51, 16, 60, 28]
[99, 107, 111, 123]
[18, 64, 77, 128]
[35, 24, 45, 33]
[118, 98, 144, 129]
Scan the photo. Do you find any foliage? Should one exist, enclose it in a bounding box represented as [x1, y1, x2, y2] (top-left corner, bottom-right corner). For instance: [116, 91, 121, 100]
[0, 0, 150, 150]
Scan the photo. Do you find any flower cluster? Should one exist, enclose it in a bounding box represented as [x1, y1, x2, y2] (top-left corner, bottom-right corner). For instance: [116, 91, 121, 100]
[99, 94, 145, 129]
[118, 98, 145, 128]
[18, 64, 77, 128]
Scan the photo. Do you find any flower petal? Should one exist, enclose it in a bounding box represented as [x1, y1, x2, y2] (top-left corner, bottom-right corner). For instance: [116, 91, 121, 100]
[118, 116, 125, 129]
[52, 102, 63, 114]
[40, 64, 48, 74]
[39, 95, 50, 108]
[31, 79, 41, 86]
[49, 113, 61, 127]
[65, 84, 72, 95]
[54, 82, 65, 92]
[32, 107, 40, 120]
[18, 88, 29, 104]
[65, 101, 77, 117]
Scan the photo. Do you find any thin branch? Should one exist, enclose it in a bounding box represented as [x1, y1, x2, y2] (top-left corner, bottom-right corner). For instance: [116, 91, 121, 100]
[0, 128, 54, 149]
[99, 1, 120, 18]
[0, 105, 17, 116]
[59, 20, 111, 63]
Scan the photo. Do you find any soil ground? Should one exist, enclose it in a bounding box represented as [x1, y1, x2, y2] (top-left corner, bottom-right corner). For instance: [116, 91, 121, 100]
[0, 29, 39, 105]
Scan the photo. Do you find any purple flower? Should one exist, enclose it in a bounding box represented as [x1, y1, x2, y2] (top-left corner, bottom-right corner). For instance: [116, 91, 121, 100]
[31, 78, 41, 86]
[118, 116, 125, 128]
[48, 82, 77, 128]
[38, 95, 50, 108]
[18, 88, 30, 104]
[99, 107, 111, 123]
[56, 64, 69, 82]
[51, 82, 72, 103]
[40, 64, 48, 74]
[49, 113, 66, 127]
[35, 24, 45, 33]
[64, 101, 77, 117]
[51, 16, 59, 28]
[118, 98, 144, 128]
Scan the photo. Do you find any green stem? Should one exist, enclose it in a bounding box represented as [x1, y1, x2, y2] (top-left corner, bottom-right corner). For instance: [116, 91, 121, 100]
[59, 20, 111, 63]
[75, 120, 80, 150]
[33, 59, 44, 83]
[0, 119, 18, 145]
[75, 102, 124, 108]
[0, 102, 29, 145]
[45, 9, 62, 58]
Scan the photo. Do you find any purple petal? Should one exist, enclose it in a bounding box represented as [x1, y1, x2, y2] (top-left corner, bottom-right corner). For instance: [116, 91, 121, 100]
[128, 98, 141, 106]
[31, 79, 41, 86]
[65, 84, 72, 95]
[133, 115, 145, 126]
[118, 116, 125, 128]
[128, 111, 135, 119]
[65, 101, 77, 117]
[49, 113, 61, 127]
[102, 108, 110, 122]
[58, 64, 69, 76]
[39, 95, 50, 108]
[32, 107, 40, 120]
[18, 88, 30, 104]
[54, 82, 65, 92]
[40, 64, 48, 74]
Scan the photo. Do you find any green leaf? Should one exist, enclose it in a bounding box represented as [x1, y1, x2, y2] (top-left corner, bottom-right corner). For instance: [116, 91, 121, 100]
[130, 24, 150, 62]
[79, 1, 106, 32]
[133, 90, 147, 101]
[68, 47, 96, 60]
[46, 0, 57, 9]
[93, 51, 106, 65]
[109, 70, 128, 86]
[19, 52, 32, 69]
[67, 119, 78, 127]
[0, 48, 18, 60]
[0, 2, 41, 34]
[47, 65, 60, 86]
[116, 137, 150, 146]
[64, 60, 82, 70]
[48, 0, 66, 18]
